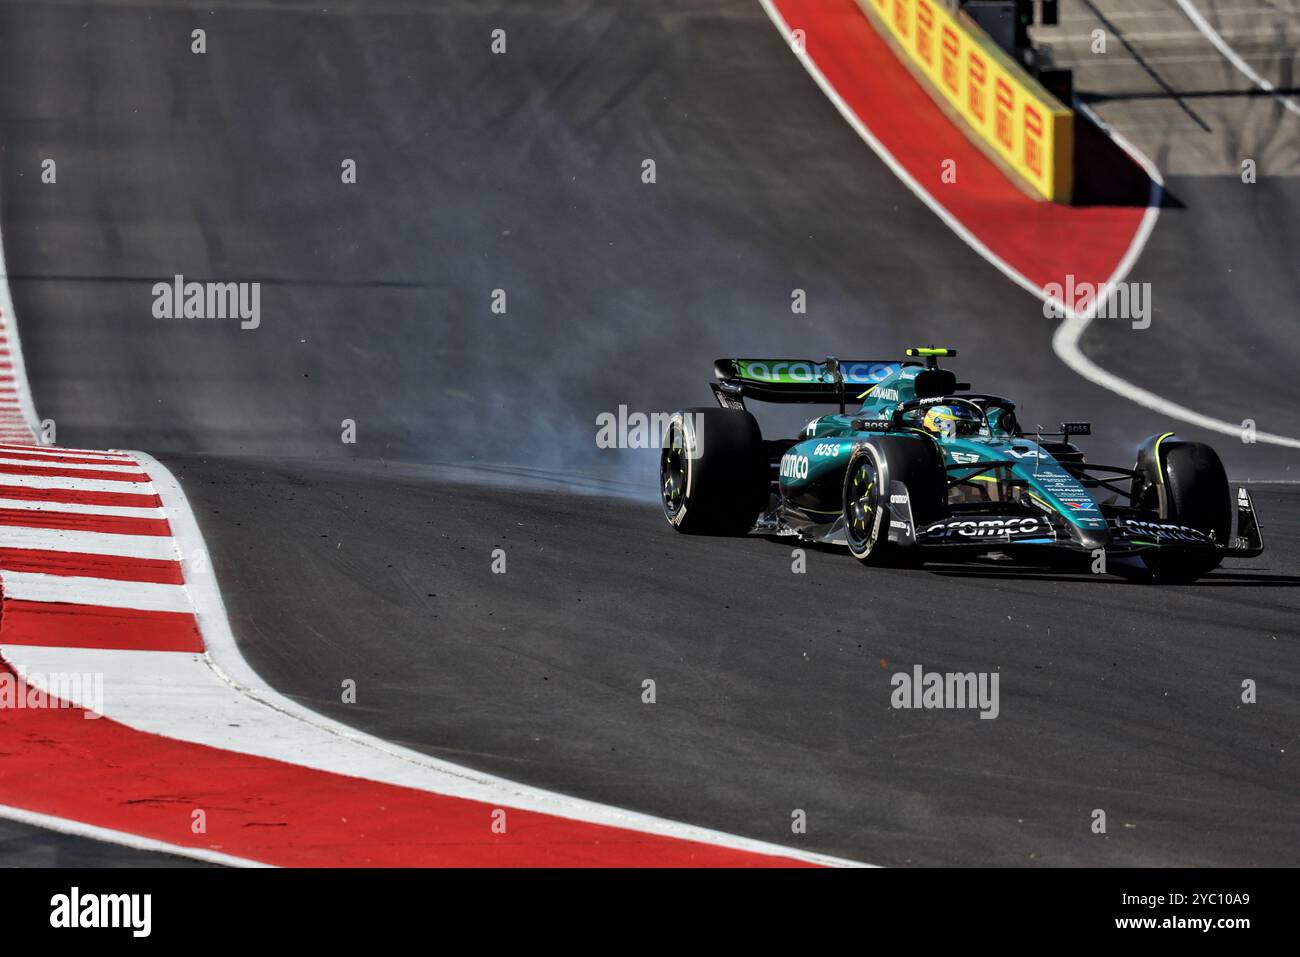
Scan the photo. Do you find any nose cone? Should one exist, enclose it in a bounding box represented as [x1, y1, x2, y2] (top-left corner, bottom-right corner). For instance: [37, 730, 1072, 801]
[1072, 524, 1111, 550]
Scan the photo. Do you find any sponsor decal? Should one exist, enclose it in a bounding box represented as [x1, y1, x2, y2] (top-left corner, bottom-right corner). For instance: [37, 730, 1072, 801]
[1024, 103, 1043, 178]
[915, 0, 934, 66]
[855, 419, 892, 431]
[894, 0, 911, 38]
[890, 493, 909, 505]
[736, 360, 900, 386]
[780, 453, 810, 480]
[968, 52, 986, 123]
[865, 0, 1070, 200]
[923, 517, 1049, 540]
[995, 78, 1014, 150]
[872, 386, 901, 402]
[1117, 519, 1213, 544]
[812, 443, 843, 458]
[940, 26, 960, 94]
[950, 451, 981, 464]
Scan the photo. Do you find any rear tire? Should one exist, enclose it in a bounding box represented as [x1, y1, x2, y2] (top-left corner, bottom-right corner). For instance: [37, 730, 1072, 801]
[843, 436, 944, 566]
[1135, 440, 1230, 583]
[660, 408, 767, 535]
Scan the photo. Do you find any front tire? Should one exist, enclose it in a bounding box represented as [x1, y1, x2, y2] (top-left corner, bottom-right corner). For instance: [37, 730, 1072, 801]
[1134, 439, 1230, 583]
[660, 408, 767, 535]
[843, 436, 944, 566]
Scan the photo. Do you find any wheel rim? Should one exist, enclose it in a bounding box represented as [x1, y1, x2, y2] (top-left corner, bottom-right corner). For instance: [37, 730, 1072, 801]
[661, 423, 688, 517]
[845, 456, 878, 550]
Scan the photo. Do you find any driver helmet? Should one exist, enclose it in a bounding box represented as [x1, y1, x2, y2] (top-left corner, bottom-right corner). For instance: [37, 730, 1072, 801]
[922, 404, 980, 439]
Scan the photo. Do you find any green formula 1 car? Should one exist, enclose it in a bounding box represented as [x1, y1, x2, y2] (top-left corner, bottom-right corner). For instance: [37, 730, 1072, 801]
[660, 348, 1263, 582]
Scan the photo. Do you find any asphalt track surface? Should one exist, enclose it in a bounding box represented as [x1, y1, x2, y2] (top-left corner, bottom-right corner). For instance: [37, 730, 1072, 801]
[1, 0, 1297, 865]
[0, 817, 207, 867]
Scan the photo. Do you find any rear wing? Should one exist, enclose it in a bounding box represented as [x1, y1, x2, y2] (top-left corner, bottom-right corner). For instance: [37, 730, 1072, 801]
[711, 358, 916, 411]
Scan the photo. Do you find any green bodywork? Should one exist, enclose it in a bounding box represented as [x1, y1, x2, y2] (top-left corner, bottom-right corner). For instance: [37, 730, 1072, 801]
[774, 363, 1111, 542]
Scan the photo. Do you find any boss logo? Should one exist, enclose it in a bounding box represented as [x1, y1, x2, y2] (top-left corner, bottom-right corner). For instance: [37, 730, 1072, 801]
[812, 443, 842, 458]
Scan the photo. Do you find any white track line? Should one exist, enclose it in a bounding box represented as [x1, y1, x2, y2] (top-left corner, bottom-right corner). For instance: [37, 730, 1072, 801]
[1173, 0, 1300, 118]
[0, 456, 143, 473]
[758, 0, 1300, 448]
[0, 444, 130, 459]
[756, 0, 1050, 303]
[0, 228, 41, 442]
[0, 572, 190, 613]
[0, 473, 152, 494]
[0, 803, 265, 868]
[0, 526, 177, 559]
[0, 498, 165, 519]
[1059, 101, 1300, 449]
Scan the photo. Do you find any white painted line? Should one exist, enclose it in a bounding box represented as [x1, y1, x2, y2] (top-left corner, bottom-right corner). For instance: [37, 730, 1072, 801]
[757, 0, 1300, 449]
[0, 802, 266, 868]
[1058, 7, 1300, 23]
[0, 525, 178, 560]
[0, 472, 153, 494]
[756, 0, 1052, 304]
[0, 444, 130, 459]
[0, 455, 144, 473]
[0, 225, 42, 443]
[1058, 101, 1300, 450]
[0, 497, 165, 519]
[1174, 0, 1300, 118]
[1053, 27, 1300, 46]
[0, 572, 190, 613]
[128, 451, 869, 867]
